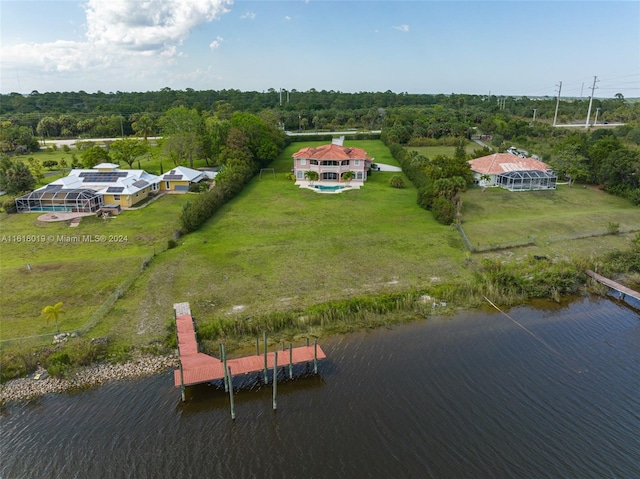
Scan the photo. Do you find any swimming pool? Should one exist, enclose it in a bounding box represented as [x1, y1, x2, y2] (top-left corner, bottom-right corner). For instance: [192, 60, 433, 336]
[29, 206, 73, 212]
[314, 185, 345, 192]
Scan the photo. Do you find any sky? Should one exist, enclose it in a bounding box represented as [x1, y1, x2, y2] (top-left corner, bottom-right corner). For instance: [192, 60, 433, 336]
[1, 0, 639, 98]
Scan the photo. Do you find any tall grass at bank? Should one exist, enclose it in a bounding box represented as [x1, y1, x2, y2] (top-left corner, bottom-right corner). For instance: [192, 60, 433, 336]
[169, 254, 590, 348]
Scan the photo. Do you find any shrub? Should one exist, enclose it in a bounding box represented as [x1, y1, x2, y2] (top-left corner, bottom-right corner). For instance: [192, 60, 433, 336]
[389, 175, 405, 188]
[606, 222, 620, 235]
[45, 351, 71, 377]
[42, 160, 59, 169]
[432, 197, 456, 225]
[2, 196, 18, 214]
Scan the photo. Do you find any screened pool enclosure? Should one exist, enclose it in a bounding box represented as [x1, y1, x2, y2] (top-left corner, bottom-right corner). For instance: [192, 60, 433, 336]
[16, 186, 103, 213]
[496, 170, 557, 191]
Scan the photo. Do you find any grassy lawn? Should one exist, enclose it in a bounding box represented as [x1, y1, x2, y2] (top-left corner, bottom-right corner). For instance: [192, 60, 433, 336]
[100, 140, 467, 345]
[407, 141, 481, 159]
[0, 194, 189, 340]
[1, 139, 637, 351]
[460, 185, 640, 251]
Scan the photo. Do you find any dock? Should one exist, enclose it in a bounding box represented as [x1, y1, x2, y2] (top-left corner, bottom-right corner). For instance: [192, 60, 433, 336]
[586, 270, 640, 304]
[173, 302, 326, 404]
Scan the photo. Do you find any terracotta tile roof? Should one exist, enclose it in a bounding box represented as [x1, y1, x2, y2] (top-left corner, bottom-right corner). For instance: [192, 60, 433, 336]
[468, 153, 551, 175]
[293, 143, 371, 160]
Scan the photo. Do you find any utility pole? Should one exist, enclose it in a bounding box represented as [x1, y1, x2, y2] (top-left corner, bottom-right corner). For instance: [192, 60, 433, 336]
[585, 76, 599, 129]
[532, 108, 537, 122]
[553, 81, 562, 126]
[594, 107, 601, 126]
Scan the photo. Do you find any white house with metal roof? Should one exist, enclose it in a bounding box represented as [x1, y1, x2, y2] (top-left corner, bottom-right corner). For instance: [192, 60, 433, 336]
[16, 163, 161, 213]
[159, 166, 216, 193]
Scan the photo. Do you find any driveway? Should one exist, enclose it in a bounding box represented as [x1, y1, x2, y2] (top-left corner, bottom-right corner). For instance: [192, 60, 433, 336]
[374, 163, 402, 172]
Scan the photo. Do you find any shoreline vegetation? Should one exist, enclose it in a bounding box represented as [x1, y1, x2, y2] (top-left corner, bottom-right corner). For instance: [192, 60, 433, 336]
[1, 138, 639, 404]
[0, 353, 176, 405]
[1, 269, 637, 406]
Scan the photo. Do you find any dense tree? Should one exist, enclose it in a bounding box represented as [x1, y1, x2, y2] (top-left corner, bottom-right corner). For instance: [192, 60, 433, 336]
[109, 139, 149, 168]
[80, 146, 110, 168]
[0, 121, 39, 153]
[0, 156, 36, 194]
[163, 132, 201, 168]
[551, 143, 589, 186]
[160, 107, 205, 168]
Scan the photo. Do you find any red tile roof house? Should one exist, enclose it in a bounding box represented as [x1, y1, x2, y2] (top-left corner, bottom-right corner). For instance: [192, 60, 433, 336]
[292, 144, 373, 191]
[468, 153, 557, 191]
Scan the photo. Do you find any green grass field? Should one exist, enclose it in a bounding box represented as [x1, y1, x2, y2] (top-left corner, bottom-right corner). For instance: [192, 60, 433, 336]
[460, 186, 640, 251]
[407, 141, 482, 159]
[100, 140, 466, 345]
[1, 139, 637, 349]
[0, 194, 189, 340]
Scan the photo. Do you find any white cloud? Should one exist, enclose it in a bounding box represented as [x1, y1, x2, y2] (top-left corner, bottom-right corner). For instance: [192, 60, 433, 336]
[210, 36, 224, 50]
[240, 12, 256, 20]
[1, 0, 233, 74]
[284, 16, 291, 21]
[84, 0, 232, 54]
[393, 24, 409, 32]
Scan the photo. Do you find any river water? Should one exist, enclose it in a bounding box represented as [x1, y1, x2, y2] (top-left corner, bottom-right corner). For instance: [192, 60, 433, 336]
[1, 295, 639, 479]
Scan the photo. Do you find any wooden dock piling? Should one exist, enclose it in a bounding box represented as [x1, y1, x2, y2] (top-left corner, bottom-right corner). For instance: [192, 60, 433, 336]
[314, 339, 318, 374]
[289, 343, 293, 379]
[263, 331, 268, 384]
[273, 351, 278, 410]
[221, 343, 228, 392]
[227, 366, 235, 420]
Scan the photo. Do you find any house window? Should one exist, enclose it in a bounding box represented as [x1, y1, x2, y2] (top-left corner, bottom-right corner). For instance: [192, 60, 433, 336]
[114, 195, 121, 201]
[341, 160, 349, 166]
[310, 160, 318, 165]
[356, 172, 363, 180]
[355, 160, 360, 166]
[300, 159, 306, 166]
[297, 171, 303, 179]
[135, 192, 139, 198]
[165, 181, 170, 189]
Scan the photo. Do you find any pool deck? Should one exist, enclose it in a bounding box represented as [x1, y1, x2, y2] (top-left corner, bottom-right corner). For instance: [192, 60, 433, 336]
[295, 180, 363, 193]
[36, 212, 95, 223]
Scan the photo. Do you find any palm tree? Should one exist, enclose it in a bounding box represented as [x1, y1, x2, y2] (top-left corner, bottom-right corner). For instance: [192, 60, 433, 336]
[341, 171, 354, 185]
[479, 174, 491, 190]
[131, 114, 155, 142]
[304, 170, 319, 186]
[42, 302, 65, 333]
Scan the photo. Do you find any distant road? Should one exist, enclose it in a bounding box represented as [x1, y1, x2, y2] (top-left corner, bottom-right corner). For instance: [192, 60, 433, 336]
[554, 123, 624, 128]
[285, 130, 381, 136]
[40, 137, 161, 149]
[40, 131, 381, 149]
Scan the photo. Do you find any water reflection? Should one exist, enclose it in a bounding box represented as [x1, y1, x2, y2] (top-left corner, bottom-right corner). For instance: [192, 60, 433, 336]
[1, 295, 639, 479]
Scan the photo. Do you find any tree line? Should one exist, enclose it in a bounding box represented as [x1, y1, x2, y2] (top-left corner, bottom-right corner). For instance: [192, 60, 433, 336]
[2, 88, 639, 150]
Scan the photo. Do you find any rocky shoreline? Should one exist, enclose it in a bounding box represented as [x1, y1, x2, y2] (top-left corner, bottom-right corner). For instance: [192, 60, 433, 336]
[0, 354, 178, 405]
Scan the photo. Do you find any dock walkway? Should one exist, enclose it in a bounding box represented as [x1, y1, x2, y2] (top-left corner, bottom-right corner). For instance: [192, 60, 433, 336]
[586, 270, 640, 302]
[173, 302, 326, 388]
